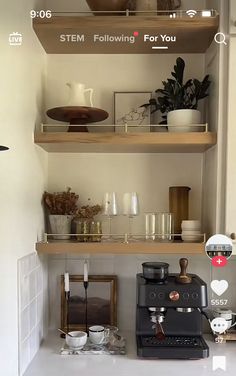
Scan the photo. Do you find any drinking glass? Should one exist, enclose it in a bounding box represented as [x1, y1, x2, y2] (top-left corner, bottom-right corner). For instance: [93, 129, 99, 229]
[156, 212, 174, 242]
[123, 192, 139, 241]
[145, 213, 156, 241]
[103, 192, 118, 240]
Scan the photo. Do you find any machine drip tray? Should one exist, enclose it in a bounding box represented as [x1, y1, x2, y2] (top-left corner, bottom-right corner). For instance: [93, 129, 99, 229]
[137, 335, 209, 359]
[142, 336, 203, 348]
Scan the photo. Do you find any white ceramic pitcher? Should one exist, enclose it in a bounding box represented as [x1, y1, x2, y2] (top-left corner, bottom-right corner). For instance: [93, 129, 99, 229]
[66, 82, 94, 107]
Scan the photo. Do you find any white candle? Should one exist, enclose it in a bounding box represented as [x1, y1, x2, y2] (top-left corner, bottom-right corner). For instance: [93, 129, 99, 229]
[64, 272, 70, 292]
[84, 261, 88, 282]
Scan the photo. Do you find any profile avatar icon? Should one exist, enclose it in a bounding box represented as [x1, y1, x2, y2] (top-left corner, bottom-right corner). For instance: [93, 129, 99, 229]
[205, 234, 233, 260]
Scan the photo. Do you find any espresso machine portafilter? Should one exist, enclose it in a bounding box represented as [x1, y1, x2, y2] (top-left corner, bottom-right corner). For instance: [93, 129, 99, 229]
[136, 259, 209, 359]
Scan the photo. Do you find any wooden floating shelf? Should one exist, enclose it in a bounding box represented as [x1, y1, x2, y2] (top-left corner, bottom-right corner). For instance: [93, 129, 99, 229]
[36, 241, 205, 255]
[33, 15, 219, 54]
[34, 131, 217, 153]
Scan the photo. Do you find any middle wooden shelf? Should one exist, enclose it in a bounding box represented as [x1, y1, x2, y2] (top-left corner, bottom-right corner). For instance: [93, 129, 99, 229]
[36, 241, 205, 255]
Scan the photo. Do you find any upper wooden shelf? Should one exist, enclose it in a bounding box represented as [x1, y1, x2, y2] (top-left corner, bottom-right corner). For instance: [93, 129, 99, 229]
[36, 241, 205, 255]
[33, 15, 219, 54]
[34, 131, 217, 153]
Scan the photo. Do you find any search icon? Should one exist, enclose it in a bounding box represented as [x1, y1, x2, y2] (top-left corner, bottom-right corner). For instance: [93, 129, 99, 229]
[214, 32, 227, 45]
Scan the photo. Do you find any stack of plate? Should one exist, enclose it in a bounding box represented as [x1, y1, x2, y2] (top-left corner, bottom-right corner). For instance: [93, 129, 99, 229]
[181, 220, 201, 242]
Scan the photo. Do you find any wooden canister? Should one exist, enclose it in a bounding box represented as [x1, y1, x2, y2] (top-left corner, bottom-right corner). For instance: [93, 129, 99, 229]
[169, 186, 191, 236]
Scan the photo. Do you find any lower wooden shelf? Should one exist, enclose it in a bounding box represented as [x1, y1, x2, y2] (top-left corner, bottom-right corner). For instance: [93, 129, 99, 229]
[35, 241, 205, 255]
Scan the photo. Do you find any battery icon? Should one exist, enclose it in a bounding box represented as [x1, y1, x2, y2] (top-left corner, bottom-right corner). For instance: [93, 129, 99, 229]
[202, 10, 212, 17]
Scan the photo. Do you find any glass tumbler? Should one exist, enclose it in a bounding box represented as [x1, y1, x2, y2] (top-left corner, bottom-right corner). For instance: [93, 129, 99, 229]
[156, 212, 174, 242]
[90, 221, 102, 242]
[145, 213, 156, 241]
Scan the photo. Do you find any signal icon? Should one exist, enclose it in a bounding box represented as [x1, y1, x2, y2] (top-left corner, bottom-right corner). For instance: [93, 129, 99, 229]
[186, 9, 197, 18]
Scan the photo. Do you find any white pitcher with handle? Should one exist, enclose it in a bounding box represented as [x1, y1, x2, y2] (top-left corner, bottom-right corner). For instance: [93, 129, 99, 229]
[66, 82, 94, 107]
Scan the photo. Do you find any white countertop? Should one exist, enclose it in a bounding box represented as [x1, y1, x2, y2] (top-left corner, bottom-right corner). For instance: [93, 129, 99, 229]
[24, 331, 236, 376]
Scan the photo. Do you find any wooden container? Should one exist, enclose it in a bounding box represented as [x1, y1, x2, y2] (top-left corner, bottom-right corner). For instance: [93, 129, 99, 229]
[169, 186, 191, 236]
[86, 0, 132, 15]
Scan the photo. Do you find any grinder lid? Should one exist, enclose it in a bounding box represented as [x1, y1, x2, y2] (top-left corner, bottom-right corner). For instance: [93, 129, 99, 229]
[142, 262, 169, 269]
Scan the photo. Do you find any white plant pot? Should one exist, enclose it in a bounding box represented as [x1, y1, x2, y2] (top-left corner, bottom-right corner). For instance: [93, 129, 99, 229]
[167, 109, 201, 132]
[49, 215, 73, 240]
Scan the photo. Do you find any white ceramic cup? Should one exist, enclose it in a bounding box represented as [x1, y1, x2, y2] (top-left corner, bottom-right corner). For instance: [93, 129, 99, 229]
[66, 331, 87, 349]
[181, 220, 201, 230]
[89, 325, 108, 345]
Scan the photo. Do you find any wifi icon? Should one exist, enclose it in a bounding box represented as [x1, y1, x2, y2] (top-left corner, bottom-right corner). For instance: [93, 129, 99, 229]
[186, 9, 197, 18]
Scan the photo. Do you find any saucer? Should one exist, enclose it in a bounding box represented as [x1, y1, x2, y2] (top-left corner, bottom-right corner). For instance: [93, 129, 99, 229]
[68, 345, 84, 350]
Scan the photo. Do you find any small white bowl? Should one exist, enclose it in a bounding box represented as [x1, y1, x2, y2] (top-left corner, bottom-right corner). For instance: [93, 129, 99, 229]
[181, 232, 202, 242]
[66, 331, 87, 349]
[181, 230, 201, 235]
[181, 220, 201, 230]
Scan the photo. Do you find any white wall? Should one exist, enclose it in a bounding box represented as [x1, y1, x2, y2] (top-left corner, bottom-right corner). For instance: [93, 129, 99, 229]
[0, 0, 47, 375]
[203, 0, 229, 236]
[225, 37, 236, 236]
[45, 54, 206, 125]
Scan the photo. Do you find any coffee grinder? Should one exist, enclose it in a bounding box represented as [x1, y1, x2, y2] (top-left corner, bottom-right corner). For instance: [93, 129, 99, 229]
[136, 258, 209, 359]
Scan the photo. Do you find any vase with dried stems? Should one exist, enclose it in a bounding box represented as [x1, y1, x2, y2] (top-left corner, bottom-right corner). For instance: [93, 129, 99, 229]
[73, 201, 102, 242]
[43, 187, 79, 240]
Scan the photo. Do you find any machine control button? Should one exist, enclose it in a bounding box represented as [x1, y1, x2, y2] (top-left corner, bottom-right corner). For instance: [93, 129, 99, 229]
[158, 292, 165, 300]
[169, 291, 180, 301]
[149, 292, 157, 300]
[183, 292, 190, 300]
[192, 292, 199, 299]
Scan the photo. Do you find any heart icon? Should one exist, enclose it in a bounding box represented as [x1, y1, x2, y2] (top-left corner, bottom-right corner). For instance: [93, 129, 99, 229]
[211, 280, 228, 296]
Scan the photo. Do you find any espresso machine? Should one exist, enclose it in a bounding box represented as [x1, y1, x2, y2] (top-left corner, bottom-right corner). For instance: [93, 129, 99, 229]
[136, 259, 209, 359]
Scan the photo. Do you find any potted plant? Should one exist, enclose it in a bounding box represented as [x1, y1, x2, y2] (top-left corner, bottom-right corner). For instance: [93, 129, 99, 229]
[43, 188, 79, 240]
[143, 57, 211, 132]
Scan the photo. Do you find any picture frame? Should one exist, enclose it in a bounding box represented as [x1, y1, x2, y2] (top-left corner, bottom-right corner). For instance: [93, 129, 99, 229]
[61, 275, 117, 332]
[114, 91, 152, 133]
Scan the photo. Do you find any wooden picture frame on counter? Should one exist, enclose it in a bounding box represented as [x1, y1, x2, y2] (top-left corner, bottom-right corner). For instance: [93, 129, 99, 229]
[61, 275, 117, 332]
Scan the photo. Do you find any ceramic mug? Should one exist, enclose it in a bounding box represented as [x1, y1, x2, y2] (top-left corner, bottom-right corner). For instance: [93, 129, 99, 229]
[89, 325, 109, 345]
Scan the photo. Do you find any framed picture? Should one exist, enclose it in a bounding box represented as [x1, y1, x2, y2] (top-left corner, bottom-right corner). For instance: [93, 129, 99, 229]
[61, 275, 117, 332]
[114, 91, 152, 133]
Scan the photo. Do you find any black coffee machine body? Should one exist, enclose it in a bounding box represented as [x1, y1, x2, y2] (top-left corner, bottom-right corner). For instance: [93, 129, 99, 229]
[136, 259, 209, 359]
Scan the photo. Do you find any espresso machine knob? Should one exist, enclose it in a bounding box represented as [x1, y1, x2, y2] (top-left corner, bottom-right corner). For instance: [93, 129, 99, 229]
[169, 291, 180, 301]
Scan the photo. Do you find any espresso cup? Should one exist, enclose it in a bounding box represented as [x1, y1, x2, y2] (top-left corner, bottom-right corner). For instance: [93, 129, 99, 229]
[89, 325, 106, 344]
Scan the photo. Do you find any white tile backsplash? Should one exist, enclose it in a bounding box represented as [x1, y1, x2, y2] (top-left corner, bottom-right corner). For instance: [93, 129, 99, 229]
[48, 254, 236, 332]
[20, 306, 30, 343]
[18, 253, 48, 376]
[29, 270, 37, 301]
[20, 338, 30, 376]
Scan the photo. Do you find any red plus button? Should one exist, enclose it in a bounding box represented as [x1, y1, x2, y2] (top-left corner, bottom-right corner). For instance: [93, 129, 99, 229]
[211, 255, 227, 267]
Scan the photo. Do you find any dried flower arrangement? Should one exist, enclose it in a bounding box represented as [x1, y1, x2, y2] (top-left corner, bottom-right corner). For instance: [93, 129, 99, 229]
[76, 204, 102, 219]
[43, 188, 79, 215]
